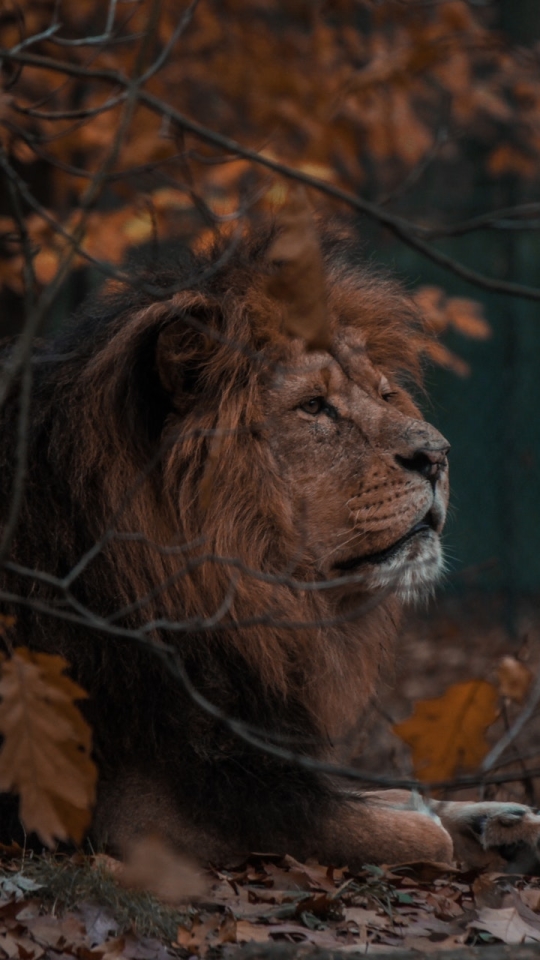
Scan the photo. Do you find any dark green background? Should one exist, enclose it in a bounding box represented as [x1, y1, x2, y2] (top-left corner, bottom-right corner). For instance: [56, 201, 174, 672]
[370, 217, 540, 600]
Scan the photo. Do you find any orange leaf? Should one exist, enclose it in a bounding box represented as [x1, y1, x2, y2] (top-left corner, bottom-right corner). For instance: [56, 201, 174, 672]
[393, 680, 499, 783]
[265, 185, 330, 350]
[488, 144, 537, 179]
[413, 286, 448, 335]
[0, 648, 97, 846]
[422, 341, 470, 377]
[34, 249, 59, 285]
[445, 297, 491, 340]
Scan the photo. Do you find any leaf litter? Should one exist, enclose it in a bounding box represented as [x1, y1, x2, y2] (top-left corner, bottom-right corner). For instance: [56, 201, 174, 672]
[0, 847, 540, 957]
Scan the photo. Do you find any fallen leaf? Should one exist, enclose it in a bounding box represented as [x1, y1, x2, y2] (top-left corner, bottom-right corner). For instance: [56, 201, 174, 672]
[175, 916, 221, 954]
[344, 907, 388, 928]
[76, 902, 119, 946]
[21, 934, 47, 958]
[281, 856, 337, 892]
[235, 920, 270, 943]
[470, 906, 540, 944]
[95, 935, 127, 959]
[0, 648, 97, 846]
[26, 914, 86, 949]
[472, 874, 506, 909]
[393, 680, 499, 782]
[119, 835, 208, 902]
[0, 873, 43, 901]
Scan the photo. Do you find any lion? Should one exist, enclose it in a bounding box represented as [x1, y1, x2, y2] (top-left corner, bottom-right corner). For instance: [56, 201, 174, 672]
[1, 224, 540, 871]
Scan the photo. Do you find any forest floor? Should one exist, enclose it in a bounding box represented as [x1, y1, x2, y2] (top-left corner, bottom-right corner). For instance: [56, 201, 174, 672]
[2, 593, 540, 959]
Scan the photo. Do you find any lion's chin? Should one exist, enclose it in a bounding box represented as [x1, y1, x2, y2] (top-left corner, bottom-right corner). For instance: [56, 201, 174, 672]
[333, 529, 445, 605]
[365, 532, 445, 605]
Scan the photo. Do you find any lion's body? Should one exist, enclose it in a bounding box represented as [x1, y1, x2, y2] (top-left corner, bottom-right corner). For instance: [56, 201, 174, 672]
[1, 228, 539, 869]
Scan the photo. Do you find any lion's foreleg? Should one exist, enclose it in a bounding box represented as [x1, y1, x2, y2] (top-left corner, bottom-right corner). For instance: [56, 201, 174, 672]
[319, 791, 453, 869]
[361, 792, 540, 871]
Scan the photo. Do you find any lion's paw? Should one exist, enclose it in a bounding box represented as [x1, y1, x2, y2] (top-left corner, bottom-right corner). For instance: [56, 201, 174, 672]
[435, 800, 540, 873]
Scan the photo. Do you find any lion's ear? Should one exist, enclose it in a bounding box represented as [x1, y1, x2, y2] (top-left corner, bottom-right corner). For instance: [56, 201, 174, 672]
[155, 300, 219, 401]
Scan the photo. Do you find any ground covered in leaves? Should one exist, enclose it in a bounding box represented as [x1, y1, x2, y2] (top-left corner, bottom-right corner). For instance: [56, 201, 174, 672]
[3, 848, 540, 958]
[0, 597, 539, 959]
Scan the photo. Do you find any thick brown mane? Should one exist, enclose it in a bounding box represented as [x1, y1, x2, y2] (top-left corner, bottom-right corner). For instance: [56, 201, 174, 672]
[0, 228, 429, 857]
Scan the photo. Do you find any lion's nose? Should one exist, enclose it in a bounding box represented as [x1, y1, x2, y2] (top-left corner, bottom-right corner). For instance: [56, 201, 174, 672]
[396, 447, 448, 483]
[393, 422, 450, 484]
[395, 424, 450, 484]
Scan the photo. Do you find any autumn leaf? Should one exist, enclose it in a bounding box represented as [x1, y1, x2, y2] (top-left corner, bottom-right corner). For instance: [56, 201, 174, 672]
[119, 835, 208, 902]
[33, 249, 59, 286]
[413, 286, 491, 342]
[265, 185, 330, 350]
[422, 340, 470, 377]
[470, 906, 540, 944]
[393, 680, 499, 783]
[445, 297, 491, 340]
[0, 648, 97, 847]
[488, 144, 538, 179]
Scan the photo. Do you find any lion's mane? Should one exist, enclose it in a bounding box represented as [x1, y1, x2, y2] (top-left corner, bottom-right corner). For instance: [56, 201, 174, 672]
[0, 229, 426, 856]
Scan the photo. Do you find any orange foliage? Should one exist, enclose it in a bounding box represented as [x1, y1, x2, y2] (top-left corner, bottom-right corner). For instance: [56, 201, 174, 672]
[394, 680, 499, 784]
[0, 0, 539, 296]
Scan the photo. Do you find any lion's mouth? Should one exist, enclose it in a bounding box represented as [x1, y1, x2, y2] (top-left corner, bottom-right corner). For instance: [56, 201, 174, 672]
[335, 511, 437, 572]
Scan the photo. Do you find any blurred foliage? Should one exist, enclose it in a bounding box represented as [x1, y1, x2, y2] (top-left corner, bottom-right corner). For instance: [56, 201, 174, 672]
[0, 0, 539, 300]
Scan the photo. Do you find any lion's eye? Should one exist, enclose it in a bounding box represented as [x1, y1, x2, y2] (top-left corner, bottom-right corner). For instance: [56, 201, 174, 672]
[300, 397, 326, 415]
[380, 379, 397, 402]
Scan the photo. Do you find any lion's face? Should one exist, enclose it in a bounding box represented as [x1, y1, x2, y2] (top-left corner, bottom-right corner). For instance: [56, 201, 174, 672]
[265, 329, 449, 602]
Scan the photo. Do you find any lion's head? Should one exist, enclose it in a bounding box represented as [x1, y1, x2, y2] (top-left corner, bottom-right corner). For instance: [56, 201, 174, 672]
[74, 229, 448, 600]
[2, 226, 449, 745]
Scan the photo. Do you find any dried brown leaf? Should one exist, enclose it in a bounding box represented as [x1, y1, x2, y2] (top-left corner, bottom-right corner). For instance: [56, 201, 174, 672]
[0, 648, 97, 846]
[472, 874, 507, 910]
[393, 680, 499, 782]
[471, 906, 540, 944]
[235, 920, 270, 943]
[281, 856, 337, 892]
